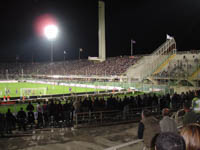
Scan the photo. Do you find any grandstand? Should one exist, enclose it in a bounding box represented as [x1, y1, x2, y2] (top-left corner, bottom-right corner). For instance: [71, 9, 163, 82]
[152, 52, 200, 85]
[126, 37, 200, 93]
[126, 37, 177, 81]
[0, 56, 140, 78]
[0, 37, 200, 96]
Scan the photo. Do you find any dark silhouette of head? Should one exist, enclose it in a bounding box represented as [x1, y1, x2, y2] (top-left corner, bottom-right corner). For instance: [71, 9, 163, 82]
[155, 132, 185, 150]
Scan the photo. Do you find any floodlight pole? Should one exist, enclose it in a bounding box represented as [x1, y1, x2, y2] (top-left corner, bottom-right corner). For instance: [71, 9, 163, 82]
[79, 48, 81, 60]
[131, 40, 133, 56]
[79, 48, 83, 60]
[44, 25, 58, 62]
[51, 41, 53, 62]
[64, 50, 67, 61]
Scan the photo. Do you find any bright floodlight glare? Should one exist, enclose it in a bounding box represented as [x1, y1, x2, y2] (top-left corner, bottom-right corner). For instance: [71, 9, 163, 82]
[44, 25, 58, 40]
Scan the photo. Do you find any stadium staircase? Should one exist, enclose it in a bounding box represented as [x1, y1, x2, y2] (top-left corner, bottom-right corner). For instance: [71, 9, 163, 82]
[126, 38, 176, 81]
[153, 53, 176, 75]
[189, 66, 200, 80]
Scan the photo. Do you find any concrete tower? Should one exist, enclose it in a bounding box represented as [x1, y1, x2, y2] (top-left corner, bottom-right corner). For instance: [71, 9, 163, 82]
[98, 0, 106, 61]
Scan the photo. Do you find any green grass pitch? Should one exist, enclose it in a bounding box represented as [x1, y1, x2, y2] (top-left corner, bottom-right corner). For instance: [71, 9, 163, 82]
[0, 82, 101, 98]
[0, 82, 145, 114]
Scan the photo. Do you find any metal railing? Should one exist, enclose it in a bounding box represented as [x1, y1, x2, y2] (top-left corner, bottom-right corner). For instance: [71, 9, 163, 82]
[74, 106, 160, 128]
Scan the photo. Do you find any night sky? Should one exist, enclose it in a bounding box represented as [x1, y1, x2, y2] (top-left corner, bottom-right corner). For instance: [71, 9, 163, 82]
[1, 0, 200, 62]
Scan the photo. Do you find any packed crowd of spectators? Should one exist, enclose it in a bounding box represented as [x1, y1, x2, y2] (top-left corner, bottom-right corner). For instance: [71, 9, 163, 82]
[0, 90, 198, 134]
[155, 55, 200, 78]
[0, 56, 140, 79]
[140, 108, 200, 150]
[137, 89, 200, 150]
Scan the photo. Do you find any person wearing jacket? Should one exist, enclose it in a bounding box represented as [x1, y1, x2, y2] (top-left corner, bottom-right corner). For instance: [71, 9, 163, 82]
[138, 109, 160, 150]
[159, 108, 178, 133]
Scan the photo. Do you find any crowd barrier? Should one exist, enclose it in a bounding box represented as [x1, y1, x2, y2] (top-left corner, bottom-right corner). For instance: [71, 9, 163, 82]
[74, 106, 160, 128]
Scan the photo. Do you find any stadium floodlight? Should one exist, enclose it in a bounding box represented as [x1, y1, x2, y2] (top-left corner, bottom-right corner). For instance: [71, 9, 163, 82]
[44, 25, 59, 62]
[44, 25, 58, 40]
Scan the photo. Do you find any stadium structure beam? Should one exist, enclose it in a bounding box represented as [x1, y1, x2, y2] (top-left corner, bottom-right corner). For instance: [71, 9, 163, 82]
[98, 0, 106, 61]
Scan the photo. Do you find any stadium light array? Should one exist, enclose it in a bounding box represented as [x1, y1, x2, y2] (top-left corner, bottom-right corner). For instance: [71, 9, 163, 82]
[44, 25, 59, 62]
[44, 25, 58, 40]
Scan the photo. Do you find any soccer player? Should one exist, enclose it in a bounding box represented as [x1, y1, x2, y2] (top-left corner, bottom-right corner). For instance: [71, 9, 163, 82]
[7, 89, 10, 95]
[5, 89, 8, 96]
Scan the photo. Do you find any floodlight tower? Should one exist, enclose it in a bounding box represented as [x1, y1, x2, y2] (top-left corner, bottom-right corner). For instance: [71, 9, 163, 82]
[98, 0, 106, 61]
[44, 25, 58, 62]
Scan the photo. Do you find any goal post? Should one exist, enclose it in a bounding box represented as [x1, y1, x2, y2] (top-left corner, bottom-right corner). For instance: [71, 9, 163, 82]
[20, 88, 47, 97]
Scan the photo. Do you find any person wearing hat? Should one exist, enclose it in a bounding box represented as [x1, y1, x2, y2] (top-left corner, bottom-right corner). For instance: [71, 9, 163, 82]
[159, 108, 178, 133]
